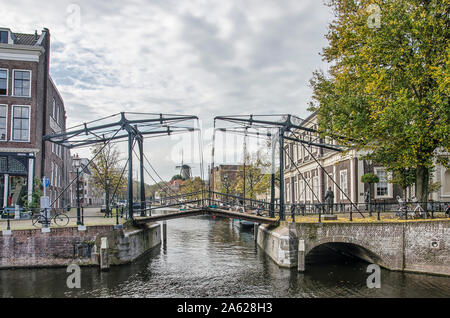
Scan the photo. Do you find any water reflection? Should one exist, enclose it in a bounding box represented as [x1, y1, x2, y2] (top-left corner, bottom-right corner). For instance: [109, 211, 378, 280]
[0, 216, 448, 298]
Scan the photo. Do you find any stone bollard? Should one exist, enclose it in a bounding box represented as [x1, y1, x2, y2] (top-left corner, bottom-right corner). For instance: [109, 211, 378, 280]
[14, 205, 20, 220]
[100, 237, 109, 271]
[254, 223, 259, 242]
[91, 244, 99, 265]
[298, 239, 305, 272]
[162, 221, 167, 246]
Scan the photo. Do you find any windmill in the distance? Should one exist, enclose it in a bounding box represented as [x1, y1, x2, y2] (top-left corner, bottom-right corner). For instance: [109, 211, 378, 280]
[175, 150, 193, 180]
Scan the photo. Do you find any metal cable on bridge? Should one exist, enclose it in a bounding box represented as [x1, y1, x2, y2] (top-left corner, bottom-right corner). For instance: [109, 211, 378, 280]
[197, 119, 206, 206]
[132, 147, 179, 199]
[49, 125, 123, 209]
[282, 142, 322, 205]
[140, 151, 180, 197]
[290, 130, 364, 218]
[107, 139, 137, 207]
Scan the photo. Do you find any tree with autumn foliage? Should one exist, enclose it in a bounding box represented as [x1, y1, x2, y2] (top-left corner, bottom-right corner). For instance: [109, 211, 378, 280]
[233, 152, 272, 200]
[90, 143, 127, 212]
[180, 177, 206, 200]
[309, 0, 449, 208]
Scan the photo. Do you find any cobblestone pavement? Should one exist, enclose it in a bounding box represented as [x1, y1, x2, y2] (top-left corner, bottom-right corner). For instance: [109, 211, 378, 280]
[0, 207, 127, 231]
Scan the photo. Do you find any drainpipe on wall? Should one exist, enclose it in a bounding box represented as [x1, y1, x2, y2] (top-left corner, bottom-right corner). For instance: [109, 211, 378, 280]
[40, 28, 50, 179]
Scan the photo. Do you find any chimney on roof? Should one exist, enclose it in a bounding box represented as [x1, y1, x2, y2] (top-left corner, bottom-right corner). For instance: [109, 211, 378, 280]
[34, 30, 38, 40]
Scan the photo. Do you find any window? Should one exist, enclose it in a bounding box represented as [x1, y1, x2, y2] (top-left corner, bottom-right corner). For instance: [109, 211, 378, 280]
[340, 170, 348, 200]
[12, 106, 30, 141]
[444, 169, 450, 194]
[313, 176, 319, 201]
[56, 105, 60, 124]
[293, 144, 297, 162]
[52, 98, 56, 119]
[0, 105, 6, 141]
[306, 178, 312, 201]
[0, 69, 7, 95]
[375, 168, 389, 197]
[13, 70, 31, 97]
[0, 31, 8, 44]
[286, 182, 290, 203]
[51, 162, 54, 186]
[54, 163, 58, 187]
[300, 180, 305, 201]
[294, 179, 298, 202]
[326, 173, 334, 191]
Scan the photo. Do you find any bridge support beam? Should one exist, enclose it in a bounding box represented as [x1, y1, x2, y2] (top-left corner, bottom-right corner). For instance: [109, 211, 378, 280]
[297, 239, 305, 272]
[270, 134, 276, 218]
[100, 237, 110, 271]
[163, 220, 167, 247]
[138, 137, 146, 217]
[279, 128, 285, 221]
[127, 131, 134, 219]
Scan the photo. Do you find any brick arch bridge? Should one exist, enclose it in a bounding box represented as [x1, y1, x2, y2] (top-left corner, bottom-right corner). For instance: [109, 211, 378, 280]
[256, 221, 449, 276]
[302, 235, 388, 269]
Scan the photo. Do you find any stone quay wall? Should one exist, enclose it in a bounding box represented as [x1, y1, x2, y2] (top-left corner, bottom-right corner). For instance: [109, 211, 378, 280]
[257, 220, 449, 276]
[0, 222, 161, 269]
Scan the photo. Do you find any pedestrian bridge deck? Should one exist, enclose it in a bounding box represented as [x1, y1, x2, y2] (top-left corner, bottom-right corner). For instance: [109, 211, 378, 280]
[134, 207, 278, 225]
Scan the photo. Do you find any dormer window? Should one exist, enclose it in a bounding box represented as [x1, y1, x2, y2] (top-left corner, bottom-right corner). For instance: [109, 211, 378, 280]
[0, 31, 8, 44]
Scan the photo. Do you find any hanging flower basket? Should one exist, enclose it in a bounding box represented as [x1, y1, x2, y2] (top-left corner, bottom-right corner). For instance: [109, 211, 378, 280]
[361, 173, 379, 184]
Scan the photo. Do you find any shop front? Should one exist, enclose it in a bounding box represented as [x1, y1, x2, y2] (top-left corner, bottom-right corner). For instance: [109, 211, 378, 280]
[0, 153, 34, 209]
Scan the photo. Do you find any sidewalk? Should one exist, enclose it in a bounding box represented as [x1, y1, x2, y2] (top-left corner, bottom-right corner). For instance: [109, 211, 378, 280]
[284, 212, 449, 224]
[0, 207, 126, 231]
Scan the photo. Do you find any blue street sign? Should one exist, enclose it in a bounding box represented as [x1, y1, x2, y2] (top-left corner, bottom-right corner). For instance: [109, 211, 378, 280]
[44, 177, 50, 188]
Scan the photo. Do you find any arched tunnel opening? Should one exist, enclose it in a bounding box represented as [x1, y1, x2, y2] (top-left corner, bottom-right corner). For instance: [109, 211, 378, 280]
[305, 242, 382, 267]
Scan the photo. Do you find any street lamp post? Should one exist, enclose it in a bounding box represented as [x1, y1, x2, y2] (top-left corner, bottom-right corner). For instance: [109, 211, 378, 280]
[223, 174, 230, 203]
[73, 156, 82, 225]
[106, 177, 110, 218]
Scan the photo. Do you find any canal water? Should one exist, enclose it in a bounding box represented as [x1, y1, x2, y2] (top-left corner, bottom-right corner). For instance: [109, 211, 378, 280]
[0, 217, 449, 298]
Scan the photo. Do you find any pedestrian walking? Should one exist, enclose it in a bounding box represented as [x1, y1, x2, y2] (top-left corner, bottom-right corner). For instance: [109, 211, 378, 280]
[291, 203, 296, 223]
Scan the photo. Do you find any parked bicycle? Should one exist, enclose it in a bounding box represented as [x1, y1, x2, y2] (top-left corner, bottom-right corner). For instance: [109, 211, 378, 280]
[32, 209, 70, 228]
[395, 196, 429, 219]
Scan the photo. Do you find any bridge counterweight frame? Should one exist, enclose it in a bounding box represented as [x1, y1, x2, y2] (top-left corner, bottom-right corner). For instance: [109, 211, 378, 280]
[42, 112, 198, 218]
[213, 114, 362, 220]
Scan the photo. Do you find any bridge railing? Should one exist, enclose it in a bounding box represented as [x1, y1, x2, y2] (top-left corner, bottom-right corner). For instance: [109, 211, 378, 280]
[209, 191, 281, 216]
[207, 197, 276, 218]
[284, 201, 450, 222]
[0, 206, 132, 230]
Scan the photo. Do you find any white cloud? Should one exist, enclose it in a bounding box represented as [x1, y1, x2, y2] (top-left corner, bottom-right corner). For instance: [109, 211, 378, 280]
[2, 0, 332, 181]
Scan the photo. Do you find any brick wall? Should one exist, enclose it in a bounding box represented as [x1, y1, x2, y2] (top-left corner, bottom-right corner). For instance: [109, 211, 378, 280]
[0, 222, 162, 269]
[258, 220, 450, 276]
[0, 225, 115, 268]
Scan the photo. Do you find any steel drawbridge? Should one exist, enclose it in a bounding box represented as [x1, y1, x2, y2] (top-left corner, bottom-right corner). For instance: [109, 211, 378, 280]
[41, 112, 363, 228]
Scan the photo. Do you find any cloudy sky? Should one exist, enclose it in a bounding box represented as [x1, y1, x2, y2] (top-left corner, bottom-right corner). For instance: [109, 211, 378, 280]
[3, 0, 333, 181]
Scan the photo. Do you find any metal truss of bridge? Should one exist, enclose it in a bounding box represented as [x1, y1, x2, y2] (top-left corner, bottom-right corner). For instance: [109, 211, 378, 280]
[43, 112, 200, 219]
[42, 111, 363, 225]
[213, 114, 364, 221]
[133, 189, 279, 226]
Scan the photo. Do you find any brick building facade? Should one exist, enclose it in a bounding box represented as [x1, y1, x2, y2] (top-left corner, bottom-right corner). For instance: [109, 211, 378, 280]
[210, 164, 242, 200]
[69, 155, 105, 207]
[283, 112, 449, 207]
[0, 27, 70, 209]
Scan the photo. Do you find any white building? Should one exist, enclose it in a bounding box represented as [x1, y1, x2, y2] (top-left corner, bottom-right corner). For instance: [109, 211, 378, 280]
[283, 112, 449, 207]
